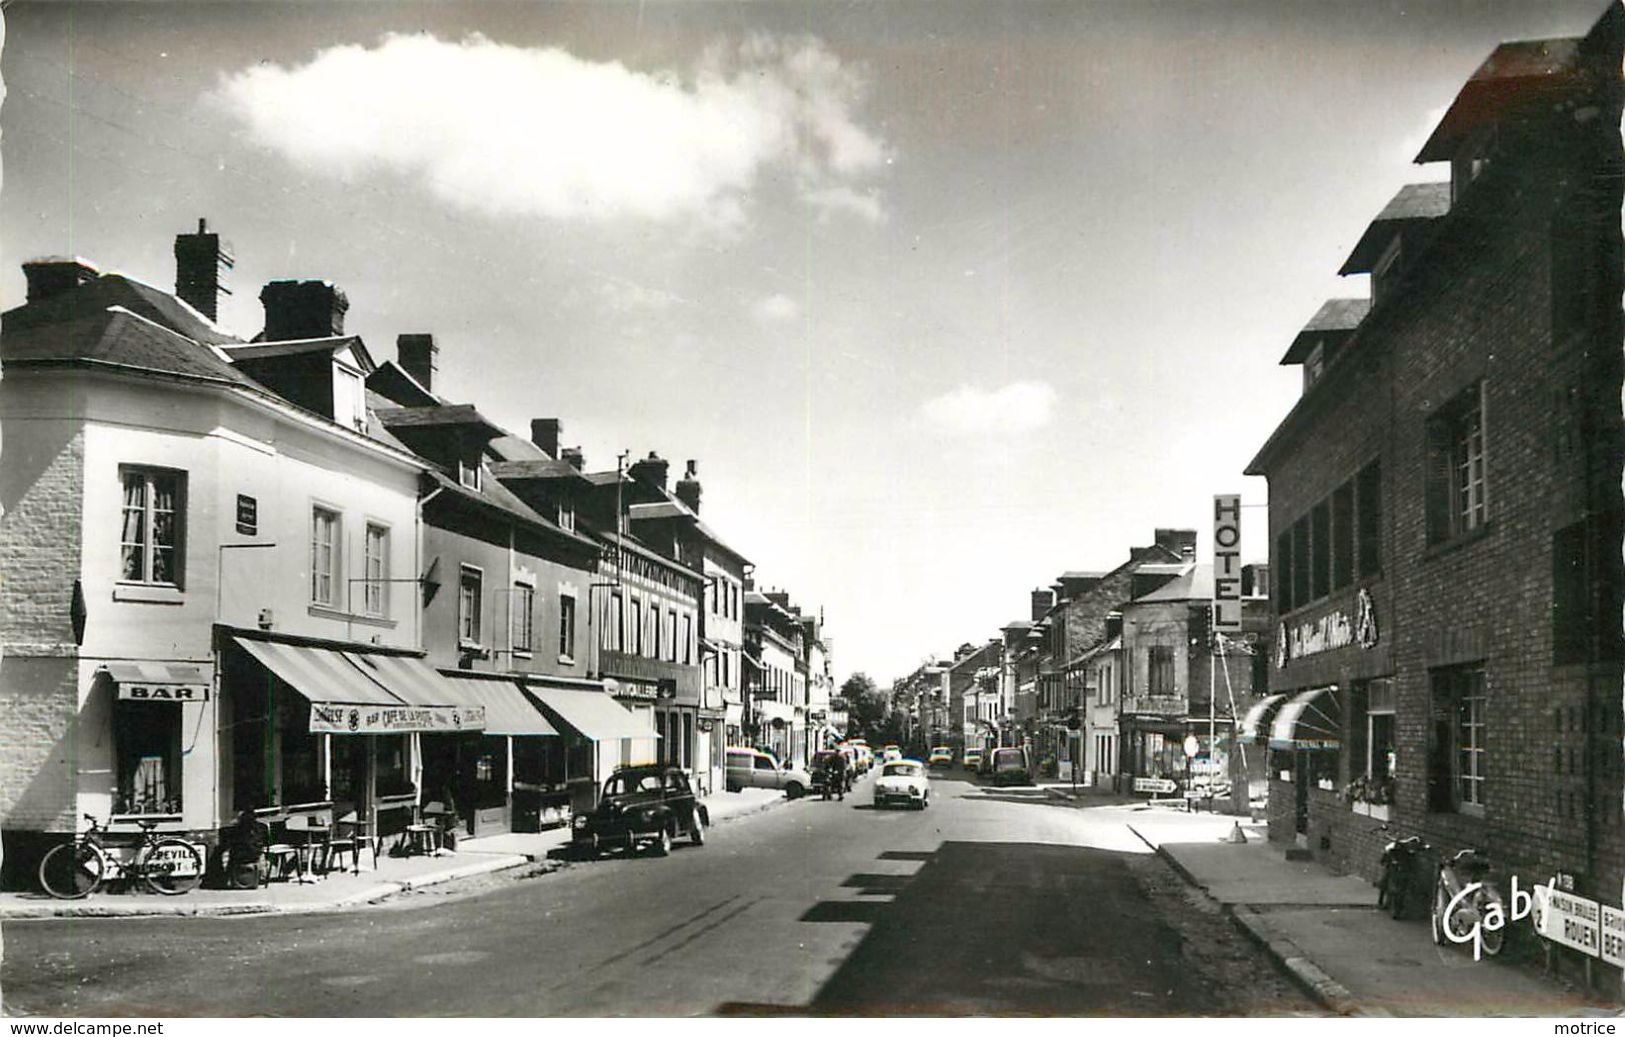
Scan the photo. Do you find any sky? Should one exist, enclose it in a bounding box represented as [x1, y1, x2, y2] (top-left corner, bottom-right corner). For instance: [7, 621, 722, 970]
[0, 0, 1610, 688]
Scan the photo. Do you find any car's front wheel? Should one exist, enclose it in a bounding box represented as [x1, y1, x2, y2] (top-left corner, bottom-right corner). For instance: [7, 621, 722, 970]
[652, 826, 673, 857]
[785, 781, 805, 799]
[689, 812, 705, 846]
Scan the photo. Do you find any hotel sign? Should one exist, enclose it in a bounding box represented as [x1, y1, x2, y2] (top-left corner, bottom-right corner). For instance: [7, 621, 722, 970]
[1277, 588, 1379, 668]
[309, 703, 485, 734]
[1212, 495, 1242, 634]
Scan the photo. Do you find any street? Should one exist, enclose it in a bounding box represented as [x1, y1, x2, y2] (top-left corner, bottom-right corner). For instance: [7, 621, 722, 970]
[0, 771, 1315, 1017]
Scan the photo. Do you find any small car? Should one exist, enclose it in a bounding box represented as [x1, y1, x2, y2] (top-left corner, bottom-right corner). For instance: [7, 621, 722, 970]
[572, 765, 708, 856]
[927, 746, 954, 769]
[881, 746, 903, 763]
[962, 749, 983, 771]
[725, 747, 812, 798]
[873, 759, 930, 809]
[988, 747, 1033, 787]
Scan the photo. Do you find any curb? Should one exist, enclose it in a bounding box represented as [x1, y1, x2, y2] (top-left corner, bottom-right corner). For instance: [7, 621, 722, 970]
[1126, 822, 1380, 1018]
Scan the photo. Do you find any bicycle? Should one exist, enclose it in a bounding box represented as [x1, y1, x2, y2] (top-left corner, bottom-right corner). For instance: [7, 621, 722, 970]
[1376, 825, 1430, 920]
[1430, 846, 1506, 957]
[38, 814, 207, 899]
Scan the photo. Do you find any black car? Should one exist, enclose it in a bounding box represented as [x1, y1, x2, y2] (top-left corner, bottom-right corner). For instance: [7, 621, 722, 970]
[810, 750, 851, 798]
[572, 765, 709, 857]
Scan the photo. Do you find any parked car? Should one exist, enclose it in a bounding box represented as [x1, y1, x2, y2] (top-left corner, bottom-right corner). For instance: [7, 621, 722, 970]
[927, 746, 954, 769]
[725, 747, 811, 798]
[988, 747, 1033, 787]
[873, 759, 930, 809]
[962, 749, 983, 772]
[571, 765, 708, 856]
[881, 745, 903, 763]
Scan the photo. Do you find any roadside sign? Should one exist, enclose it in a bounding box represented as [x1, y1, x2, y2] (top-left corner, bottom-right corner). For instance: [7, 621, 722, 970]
[1600, 904, 1624, 969]
[1134, 777, 1176, 794]
[1212, 494, 1242, 633]
[1539, 888, 1602, 957]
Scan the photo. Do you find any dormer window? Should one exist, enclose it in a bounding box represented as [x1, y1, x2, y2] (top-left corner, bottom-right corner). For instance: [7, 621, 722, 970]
[1303, 341, 1326, 391]
[1450, 129, 1495, 205]
[1371, 236, 1403, 304]
[557, 497, 575, 532]
[459, 457, 482, 491]
[333, 364, 366, 432]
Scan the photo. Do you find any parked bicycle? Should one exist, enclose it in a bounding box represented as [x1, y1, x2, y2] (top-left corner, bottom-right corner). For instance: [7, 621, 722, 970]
[1376, 825, 1430, 919]
[1430, 846, 1506, 956]
[38, 815, 206, 899]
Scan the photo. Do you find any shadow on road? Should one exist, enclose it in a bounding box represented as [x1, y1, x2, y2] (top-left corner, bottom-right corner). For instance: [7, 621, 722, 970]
[719, 840, 1222, 1017]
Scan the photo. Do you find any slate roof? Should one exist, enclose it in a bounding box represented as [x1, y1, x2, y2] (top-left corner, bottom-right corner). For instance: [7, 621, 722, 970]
[1133, 564, 1212, 603]
[223, 336, 372, 367]
[1280, 298, 1371, 365]
[490, 458, 589, 482]
[1417, 33, 1593, 162]
[2, 305, 255, 387]
[426, 468, 599, 554]
[3, 271, 239, 347]
[1339, 183, 1451, 275]
[374, 404, 504, 437]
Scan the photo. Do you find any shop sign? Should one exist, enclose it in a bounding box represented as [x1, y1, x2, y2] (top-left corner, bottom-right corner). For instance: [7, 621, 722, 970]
[1276, 589, 1379, 668]
[1601, 904, 1625, 969]
[145, 843, 201, 877]
[1538, 887, 1602, 957]
[309, 703, 485, 734]
[1212, 494, 1243, 633]
[1133, 777, 1176, 794]
[118, 683, 209, 702]
[235, 494, 258, 536]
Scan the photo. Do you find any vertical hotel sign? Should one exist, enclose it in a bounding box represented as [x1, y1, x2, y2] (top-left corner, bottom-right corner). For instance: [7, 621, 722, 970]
[1212, 495, 1243, 634]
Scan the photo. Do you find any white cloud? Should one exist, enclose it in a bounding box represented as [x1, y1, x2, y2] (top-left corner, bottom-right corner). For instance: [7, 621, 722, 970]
[920, 381, 1058, 437]
[213, 32, 887, 229]
[752, 293, 801, 322]
[599, 280, 686, 313]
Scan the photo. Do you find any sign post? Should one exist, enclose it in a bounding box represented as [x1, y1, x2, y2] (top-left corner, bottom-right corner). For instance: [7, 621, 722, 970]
[1212, 494, 1242, 814]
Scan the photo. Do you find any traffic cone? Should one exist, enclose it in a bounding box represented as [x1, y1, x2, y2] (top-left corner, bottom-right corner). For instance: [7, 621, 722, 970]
[1223, 821, 1248, 845]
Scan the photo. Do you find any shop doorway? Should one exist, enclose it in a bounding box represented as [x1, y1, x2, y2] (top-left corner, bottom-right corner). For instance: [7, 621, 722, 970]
[1294, 754, 1310, 837]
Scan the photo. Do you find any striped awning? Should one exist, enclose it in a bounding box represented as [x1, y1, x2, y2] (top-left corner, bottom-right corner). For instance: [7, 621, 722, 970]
[1269, 686, 1342, 751]
[233, 637, 485, 733]
[1239, 694, 1289, 744]
[440, 675, 557, 737]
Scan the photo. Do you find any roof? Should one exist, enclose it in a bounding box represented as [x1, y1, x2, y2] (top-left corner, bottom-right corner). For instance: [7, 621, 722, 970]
[491, 458, 590, 483]
[584, 470, 632, 487]
[2, 305, 255, 386]
[1416, 29, 1598, 163]
[1339, 183, 1451, 275]
[3, 270, 240, 347]
[426, 468, 600, 555]
[486, 433, 550, 463]
[375, 404, 505, 438]
[1280, 298, 1371, 365]
[1133, 564, 1209, 603]
[624, 489, 752, 565]
[222, 336, 371, 367]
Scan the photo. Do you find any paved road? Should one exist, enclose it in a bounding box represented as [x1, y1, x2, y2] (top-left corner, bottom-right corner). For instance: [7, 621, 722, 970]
[0, 771, 1315, 1016]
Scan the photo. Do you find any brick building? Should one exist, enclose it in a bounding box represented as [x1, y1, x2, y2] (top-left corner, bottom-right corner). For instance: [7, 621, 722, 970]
[1245, 6, 1624, 965]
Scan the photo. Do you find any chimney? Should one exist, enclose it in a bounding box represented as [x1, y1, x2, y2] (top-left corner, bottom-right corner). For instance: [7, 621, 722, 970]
[259, 280, 348, 341]
[1030, 588, 1054, 622]
[397, 334, 437, 392]
[1154, 527, 1198, 561]
[1105, 611, 1123, 640]
[22, 257, 100, 303]
[675, 460, 702, 513]
[628, 451, 670, 490]
[174, 218, 234, 321]
[529, 419, 562, 459]
[560, 446, 585, 471]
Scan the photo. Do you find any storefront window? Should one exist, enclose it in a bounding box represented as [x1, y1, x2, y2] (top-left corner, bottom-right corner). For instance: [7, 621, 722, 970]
[232, 674, 273, 812]
[113, 699, 183, 815]
[331, 735, 367, 807]
[279, 693, 325, 805]
[376, 734, 412, 798]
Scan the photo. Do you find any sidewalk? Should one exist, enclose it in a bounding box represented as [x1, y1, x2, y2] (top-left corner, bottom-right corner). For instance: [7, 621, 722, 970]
[0, 787, 789, 921]
[1126, 808, 1617, 1017]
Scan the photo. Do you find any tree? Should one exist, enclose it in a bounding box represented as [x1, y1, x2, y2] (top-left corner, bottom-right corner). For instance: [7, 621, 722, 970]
[839, 672, 886, 740]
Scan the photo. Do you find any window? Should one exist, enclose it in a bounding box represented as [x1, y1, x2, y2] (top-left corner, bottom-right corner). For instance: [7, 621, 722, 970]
[458, 457, 482, 491]
[1331, 482, 1354, 590]
[650, 601, 663, 660]
[363, 524, 389, 617]
[722, 650, 731, 687]
[459, 566, 483, 645]
[1552, 512, 1625, 665]
[1371, 235, 1403, 303]
[1356, 461, 1382, 577]
[1310, 502, 1330, 600]
[667, 609, 678, 663]
[556, 497, 575, 533]
[1291, 517, 1310, 607]
[1425, 382, 1488, 544]
[113, 698, 183, 815]
[1276, 531, 1294, 614]
[120, 468, 184, 586]
[512, 582, 534, 654]
[279, 693, 324, 805]
[629, 598, 643, 655]
[1428, 665, 1487, 814]
[558, 594, 576, 659]
[1148, 646, 1175, 696]
[311, 506, 341, 606]
[333, 365, 365, 432]
[682, 614, 693, 664]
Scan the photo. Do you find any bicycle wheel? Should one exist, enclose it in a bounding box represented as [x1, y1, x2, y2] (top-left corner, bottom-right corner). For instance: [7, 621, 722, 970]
[1478, 895, 1506, 956]
[1389, 872, 1408, 920]
[1376, 870, 1391, 911]
[39, 841, 104, 899]
[143, 838, 205, 895]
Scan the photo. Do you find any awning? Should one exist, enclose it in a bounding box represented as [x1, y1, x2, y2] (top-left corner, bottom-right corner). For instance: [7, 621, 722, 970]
[525, 684, 659, 742]
[1269, 686, 1342, 751]
[100, 662, 210, 702]
[1239, 694, 1289, 744]
[232, 637, 484, 734]
[440, 675, 557, 737]
[725, 702, 744, 728]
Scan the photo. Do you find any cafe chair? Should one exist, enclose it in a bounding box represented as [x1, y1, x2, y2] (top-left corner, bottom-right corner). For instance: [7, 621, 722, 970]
[260, 821, 303, 883]
[284, 810, 331, 879]
[405, 801, 447, 857]
[329, 803, 377, 875]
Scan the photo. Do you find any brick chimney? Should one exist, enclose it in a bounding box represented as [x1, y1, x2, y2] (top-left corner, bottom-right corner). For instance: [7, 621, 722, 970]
[259, 280, 348, 341]
[1155, 527, 1198, 561]
[1030, 588, 1055, 622]
[530, 419, 562, 459]
[174, 218, 233, 321]
[628, 451, 670, 490]
[397, 334, 437, 392]
[675, 460, 701, 513]
[22, 257, 99, 303]
[561, 446, 585, 471]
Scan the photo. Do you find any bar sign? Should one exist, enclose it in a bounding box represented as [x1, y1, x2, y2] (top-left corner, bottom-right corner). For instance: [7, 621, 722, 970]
[1212, 494, 1243, 633]
[236, 494, 258, 536]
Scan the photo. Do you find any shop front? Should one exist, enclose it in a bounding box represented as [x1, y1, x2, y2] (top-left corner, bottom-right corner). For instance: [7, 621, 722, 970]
[223, 632, 486, 852]
[1268, 686, 1341, 851]
[418, 674, 558, 838]
[524, 681, 661, 813]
